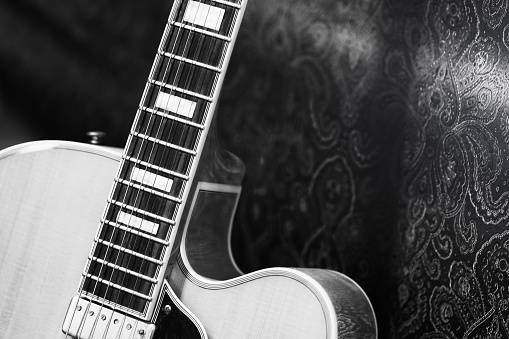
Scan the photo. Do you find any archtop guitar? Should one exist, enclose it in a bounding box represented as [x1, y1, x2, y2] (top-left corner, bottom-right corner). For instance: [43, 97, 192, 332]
[0, 0, 377, 338]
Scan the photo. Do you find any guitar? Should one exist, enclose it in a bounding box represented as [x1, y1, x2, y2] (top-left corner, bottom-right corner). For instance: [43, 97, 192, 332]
[0, 0, 377, 338]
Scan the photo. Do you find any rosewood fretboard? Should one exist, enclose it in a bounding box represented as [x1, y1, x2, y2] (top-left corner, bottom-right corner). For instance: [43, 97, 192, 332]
[78, 0, 246, 319]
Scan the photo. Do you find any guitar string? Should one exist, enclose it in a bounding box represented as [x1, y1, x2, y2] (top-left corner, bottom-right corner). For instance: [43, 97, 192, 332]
[88, 1, 209, 336]
[74, 3, 202, 337]
[112, 2, 230, 335]
[88, 0, 239, 333]
[112, 0, 224, 317]
[113, 0, 227, 316]
[68, 1, 233, 338]
[119, 0, 238, 319]
[64, 1, 200, 337]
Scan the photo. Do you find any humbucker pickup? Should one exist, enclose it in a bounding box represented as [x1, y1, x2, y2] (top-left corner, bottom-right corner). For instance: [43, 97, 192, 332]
[62, 296, 156, 339]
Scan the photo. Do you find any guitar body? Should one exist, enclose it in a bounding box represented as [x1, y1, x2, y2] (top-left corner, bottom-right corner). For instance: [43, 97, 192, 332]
[0, 1, 377, 337]
[0, 139, 377, 338]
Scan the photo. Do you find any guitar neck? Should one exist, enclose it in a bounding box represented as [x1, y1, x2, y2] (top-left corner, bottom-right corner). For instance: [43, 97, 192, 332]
[79, 0, 247, 320]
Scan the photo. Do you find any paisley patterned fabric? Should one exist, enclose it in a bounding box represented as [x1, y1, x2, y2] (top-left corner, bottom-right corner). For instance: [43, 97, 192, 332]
[221, 0, 509, 337]
[2, 0, 509, 337]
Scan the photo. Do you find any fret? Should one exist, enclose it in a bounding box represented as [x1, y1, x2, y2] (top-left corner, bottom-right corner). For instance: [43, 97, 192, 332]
[134, 107, 203, 158]
[83, 236, 165, 313]
[123, 155, 190, 181]
[91, 241, 160, 278]
[85, 261, 154, 297]
[90, 256, 158, 284]
[115, 178, 182, 204]
[152, 54, 219, 98]
[110, 184, 175, 229]
[142, 106, 205, 130]
[109, 182, 178, 238]
[109, 199, 174, 225]
[81, 276, 149, 314]
[151, 80, 212, 102]
[127, 135, 193, 178]
[159, 51, 222, 73]
[98, 219, 167, 260]
[212, 0, 242, 9]
[83, 274, 152, 301]
[172, 21, 231, 42]
[103, 219, 171, 246]
[132, 132, 197, 156]
[94, 239, 163, 265]
[161, 23, 228, 68]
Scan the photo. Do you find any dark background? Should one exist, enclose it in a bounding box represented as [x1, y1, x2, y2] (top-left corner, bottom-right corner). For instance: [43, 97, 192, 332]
[2, 0, 509, 338]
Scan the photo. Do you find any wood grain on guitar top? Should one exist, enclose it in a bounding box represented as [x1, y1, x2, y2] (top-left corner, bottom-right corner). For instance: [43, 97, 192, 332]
[0, 142, 121, 338]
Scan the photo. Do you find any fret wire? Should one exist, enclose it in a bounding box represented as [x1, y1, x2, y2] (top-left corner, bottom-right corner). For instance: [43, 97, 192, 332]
[90, 257, 158, 284]
[109, 199, 174, 225]
[150, 80, 212, 102]
[83, 274, 153, 301]
[159, 50, 222, 73]
[115, 178, 182, 204]
[171, 21, 231, 42]
[131, 131, 197, 156]
[134, 108, 203, 157]
[102, 219, 171, 245]
[94, 239, 164, 265]
[127, 137, 193, 177]
[211, 0, 242, 9]
[123, 154, 190, 181]
[160, 23, 228, 69]
[141, 106, 204, 129]
[152, 53, 218, 98]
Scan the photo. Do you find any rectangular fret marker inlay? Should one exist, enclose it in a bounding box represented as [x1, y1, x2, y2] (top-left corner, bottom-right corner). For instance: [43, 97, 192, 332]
[183, 1, 225, 31]
[155, 92, 196, 118]
[117, 211, 160, 235]
[131, 167, 174, 192]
